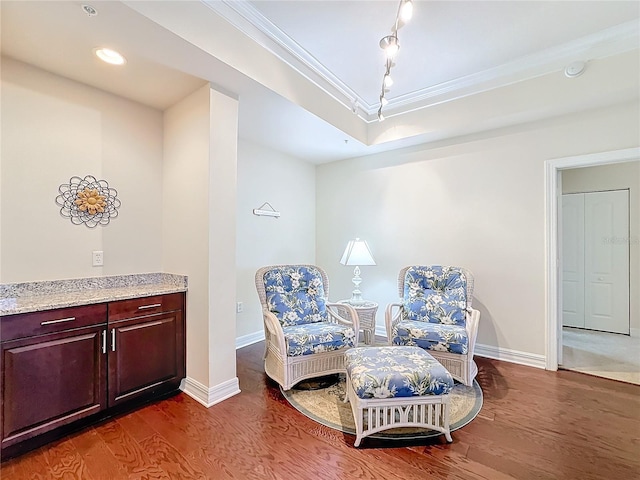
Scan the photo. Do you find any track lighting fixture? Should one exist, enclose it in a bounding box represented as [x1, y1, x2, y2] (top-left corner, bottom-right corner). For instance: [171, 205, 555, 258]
[378, 0, 414, 121]
[379, 35, 399, 58]
[399, 0, 413, 23]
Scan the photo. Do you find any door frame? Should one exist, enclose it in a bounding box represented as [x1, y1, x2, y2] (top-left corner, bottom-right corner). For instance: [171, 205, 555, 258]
[544, 147, 639, 370]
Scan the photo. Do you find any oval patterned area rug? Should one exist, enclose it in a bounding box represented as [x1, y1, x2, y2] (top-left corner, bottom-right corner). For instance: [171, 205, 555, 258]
[281, 374, 483, 441]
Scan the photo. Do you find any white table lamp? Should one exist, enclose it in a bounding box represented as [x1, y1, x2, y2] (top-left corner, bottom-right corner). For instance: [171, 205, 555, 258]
[340, 238, 376, 305]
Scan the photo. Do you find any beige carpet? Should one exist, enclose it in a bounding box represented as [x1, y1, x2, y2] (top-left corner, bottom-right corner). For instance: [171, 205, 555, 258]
[281, 374, 483, 440]
[562, 327, 640, 385]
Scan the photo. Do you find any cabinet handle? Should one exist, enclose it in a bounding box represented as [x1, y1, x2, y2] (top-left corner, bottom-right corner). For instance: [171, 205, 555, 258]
[102, 330, 107, 354]
[111, 329, 116, 352]
[138, 303, 161, 310]
[40, 316, 75, 326]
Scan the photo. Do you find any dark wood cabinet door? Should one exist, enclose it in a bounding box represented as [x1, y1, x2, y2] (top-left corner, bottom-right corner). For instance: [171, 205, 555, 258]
[108, 309, 185, 406]
[0, 325, 107, 449]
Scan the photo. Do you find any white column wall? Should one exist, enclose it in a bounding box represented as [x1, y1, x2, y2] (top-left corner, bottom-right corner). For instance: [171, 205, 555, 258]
[163, 85, 212, 388]
[207, 89, 239, 390]
[163, 84, 239, 405]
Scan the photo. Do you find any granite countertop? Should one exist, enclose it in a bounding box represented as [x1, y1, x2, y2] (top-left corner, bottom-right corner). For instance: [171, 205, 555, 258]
[0, 273, 188, 316]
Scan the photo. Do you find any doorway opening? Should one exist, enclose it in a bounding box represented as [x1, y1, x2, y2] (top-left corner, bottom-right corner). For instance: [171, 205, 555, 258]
[561, 188, 630, 335]
[560, 182, 637, 384]
[544, 147, 639, 384]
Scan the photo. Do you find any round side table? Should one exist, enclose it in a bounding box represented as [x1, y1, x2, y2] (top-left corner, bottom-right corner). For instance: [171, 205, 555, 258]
[337, 300, 379, 345]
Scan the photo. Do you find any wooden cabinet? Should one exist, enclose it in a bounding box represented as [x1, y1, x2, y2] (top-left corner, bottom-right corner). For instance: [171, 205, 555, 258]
[108, 293, 185, 406]
[0, 292, 185, 458]
[0, 304, 107, 450]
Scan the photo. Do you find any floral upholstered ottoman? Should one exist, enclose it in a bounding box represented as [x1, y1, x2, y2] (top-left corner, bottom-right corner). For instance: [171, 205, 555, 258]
[344, 345, 454, 447]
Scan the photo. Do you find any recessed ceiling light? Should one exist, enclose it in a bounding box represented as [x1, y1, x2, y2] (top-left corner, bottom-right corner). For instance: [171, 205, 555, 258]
[94, 48, 126, 66]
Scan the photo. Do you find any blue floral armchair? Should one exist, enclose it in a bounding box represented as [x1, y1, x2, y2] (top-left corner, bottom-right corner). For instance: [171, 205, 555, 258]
[255, 265, 359, 390]
[385, 265, 480, 385]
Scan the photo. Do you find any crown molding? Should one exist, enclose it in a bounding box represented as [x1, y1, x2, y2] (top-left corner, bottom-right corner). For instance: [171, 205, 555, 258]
[371, 20, 640, 122]
[202, 0, 370, 118]
[203, 0, 639, 122]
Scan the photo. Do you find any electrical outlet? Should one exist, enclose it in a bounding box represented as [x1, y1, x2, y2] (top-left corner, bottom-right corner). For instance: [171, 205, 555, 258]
[92, 250, 104, 267]
[236, 302, 243, 313]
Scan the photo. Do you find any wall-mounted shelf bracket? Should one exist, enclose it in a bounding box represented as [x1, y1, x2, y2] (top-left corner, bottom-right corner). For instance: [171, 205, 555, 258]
[253, 202, 280, 218]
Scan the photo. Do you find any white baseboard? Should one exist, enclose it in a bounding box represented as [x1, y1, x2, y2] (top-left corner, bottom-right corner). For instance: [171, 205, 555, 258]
[181, 376, 240, 408]
[474, 343, 546, 369]
[236, 328, 547, 370]
[374, 325, 388, 341]
[236, 330, 265, 349]
[376, 326, 546, 369]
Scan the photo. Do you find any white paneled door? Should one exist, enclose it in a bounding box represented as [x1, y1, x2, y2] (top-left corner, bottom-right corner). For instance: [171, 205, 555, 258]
[562, 190, 630, 334]
[562, 194, 585, 329]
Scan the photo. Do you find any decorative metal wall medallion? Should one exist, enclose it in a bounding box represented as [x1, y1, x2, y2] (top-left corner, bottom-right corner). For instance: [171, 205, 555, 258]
[56, 175, 121, 227]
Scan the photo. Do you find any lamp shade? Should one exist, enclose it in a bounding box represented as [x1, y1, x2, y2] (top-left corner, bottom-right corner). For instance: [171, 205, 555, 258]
[340, 238, 376, 266]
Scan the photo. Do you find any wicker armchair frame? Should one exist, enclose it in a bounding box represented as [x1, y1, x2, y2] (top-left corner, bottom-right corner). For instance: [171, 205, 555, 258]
[255, 265, 359, 391]
[384, 266, 480, 386]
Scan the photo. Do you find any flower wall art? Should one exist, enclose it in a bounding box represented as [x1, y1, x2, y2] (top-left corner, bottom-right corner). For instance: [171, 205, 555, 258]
[55, 175, 121, 227]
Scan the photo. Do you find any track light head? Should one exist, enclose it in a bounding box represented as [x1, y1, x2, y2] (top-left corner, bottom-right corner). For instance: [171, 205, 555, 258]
[379, 35, 399, 58]
[400, 0, 413, 23]
[377, 0, 414, 122]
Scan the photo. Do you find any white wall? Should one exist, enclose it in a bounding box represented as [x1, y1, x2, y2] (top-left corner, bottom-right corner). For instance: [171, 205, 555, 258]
[0, 57, 163, 282]
[317, 101, 640, 360]
[163, 85, 212, 388]
[235, 140, 316, 342]
[2, 57, 240, 404]
[562, 161, 640, 330]
[207, 88, 239, 393]
[163, 84, 239, 400]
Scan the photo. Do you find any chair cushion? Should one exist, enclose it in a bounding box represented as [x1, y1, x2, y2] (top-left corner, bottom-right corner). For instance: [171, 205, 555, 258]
[264, 266, 328, 327]
[403, 266, 467, 326]
[392, 320, 469, 355]
[344, 346, 454, 399]
[282, 322, 356, 357]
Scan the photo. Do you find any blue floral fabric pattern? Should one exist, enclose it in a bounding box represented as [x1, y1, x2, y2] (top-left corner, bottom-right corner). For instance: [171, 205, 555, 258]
[392, 320, 468, 354]
[264, 265, 356, 357]
[345, 346, 454, 399]
[264, 266, 328, 327]
[403, 266, 467, 326]
[283, 322, 356, 357]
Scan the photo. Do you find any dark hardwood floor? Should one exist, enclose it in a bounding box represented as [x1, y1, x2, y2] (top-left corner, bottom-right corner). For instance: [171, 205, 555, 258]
[2, 341, 639, 479]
